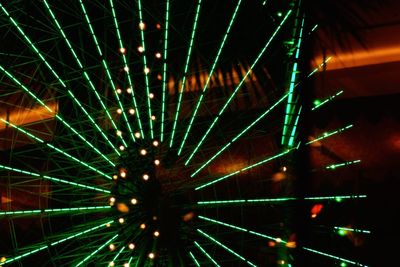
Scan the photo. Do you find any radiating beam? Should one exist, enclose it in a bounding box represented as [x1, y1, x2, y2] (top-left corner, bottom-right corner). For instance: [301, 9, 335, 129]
[281, 13, 304, 146]
[160, 0, 170, 142]
[198, 216, 284, 243]
[303, 247, 368, 267]
[109, 0, 144, 138]
[185, 10, 293, 165]
[303, 195, 367, 201]
[312, 90, 344, 111]
[287, 105, 302, 147]
[0, 206, 111, 217]
[76, 234, 119, 267]
[334, 226, 370, 234]
[325, 160, 361, 170]
[177, 0, 242, 154]
[306, 124, 353, 145]
[1, 119, 113, 176]
[109, 246, 125, 266]
[195, 148, 294, 190]
[169, 0, 202, 148]
[191, 93, 288, 177]
[2, 220, 113, 265]
[42, 0, 127, 147]
[197, 229, 257, 267]
[0, 164, 111, 193]
[307, 56, 332, 77]
[0, 64, 114, 167]
[189, 251, 201, 267]
[136, 0, 154, 139]
[194, 241, 220, 267]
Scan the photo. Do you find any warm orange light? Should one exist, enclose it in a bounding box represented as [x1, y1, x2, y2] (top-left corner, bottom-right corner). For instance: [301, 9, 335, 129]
[154, 159, 160, 166]
[112, 174, 118, 180]
[140, 149, 147, 156]
[117, 203, 130, 213]
[109, 244, 115, 251]
[285, 241, 297, 248]
[119, 47, 126, 54]
[142, 174, 149, 181]
[128, 243, 135, 250]
[154, 231, 160, 237]
[139, 22, 146, 30]
[140, 223, 146, 229]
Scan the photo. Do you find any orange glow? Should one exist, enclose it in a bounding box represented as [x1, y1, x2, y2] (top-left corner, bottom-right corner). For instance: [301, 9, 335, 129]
[182, 211, 195, 222]
[117, 203, 129, 213]
[285, 241, 297, 248]
[268, 241, 276, 247]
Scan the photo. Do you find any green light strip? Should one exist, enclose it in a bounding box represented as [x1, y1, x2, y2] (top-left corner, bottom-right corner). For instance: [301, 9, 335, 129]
[334, 226, 370, 234]
[191, 93, 288, 177]
[128, 256, 133, 264]
[195, 148, 294, 190]
[1, 119, 113, 176]
[3, 220, 113, 265]
[79, 0, 136, 143]
[0, 206, 111, 216]
[76, 234, 119, 267]
[312, 90, 344, 111]
[310, 24, 318, 33]
[325, 160, 361, 170]
[194, 241, 220, 267]
[307, 56, 332, 77]
[68, 91, 120, 155]
[109, 0, 144, 138]
[197, 229, 257, 267]
[303, 195, 367, 200]
[137, 0, 154, 139]
[306, 124, 353, 145]
[109, 246, 125, 266]
[0, 65, 115, 165]
[169, 0, 202, 148]
[281, 15, 304, 146]
[303, 247, 368, 267]
[0, 164, 111, 193]
[198, 215, 285, 243]
[287, 105, 302, 147]
[177, 0, 242, 154]
[189, 251, 201, 267]
[160, 0, 170, 142]
[42, 0, 126, 147]
[185, 10, 292, 165]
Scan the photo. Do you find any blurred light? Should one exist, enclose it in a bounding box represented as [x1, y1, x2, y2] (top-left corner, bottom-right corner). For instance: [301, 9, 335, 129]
[126, 87, 132, 94]
[1, 257, 7, 263]
[140, 149, 147, 156]
[109, 261, 115, 267]
[282, 166, 287, 172]
[117, 203, 129, 213]
[151, 115, 156, 121]
[124, 66, 129, 72]
[139, 22, 146, 30]
[142, 174, 149, 180]
[129, 109, 135, 115]
[138, 46, 144, 53]
[144, 67, 150, 74]
[149, 93, 154, 99]
[120, 170, 127, 178]
[116, 130, 122, 136]
[118, 218, 125, 224]
[153, 140, 159, 147]
[276, 238, 282, 243]
[110, 197, 116, 203]
[154, 231, 160, 237]
[155, 52, 162, 58]
[311, 204, 324, 217]
[311, 213, 317, 218]
[117, 108, 122, 114]
[277, 12, 282, 17]
[119, 47, 126, 54]
[124, 263, 129, 267]
[109, 244, 115, 251]
[131, 198, 137, 205]
[286, 241, 297, 248]
[340, 262, 347, 267]
[134, 132, 141, 138]
[156, 23, 161, 29]
[152, 216, 158, 221]
[116, 88, 122, 94]
[278, 260, 285, 265]
[268, 241, 276, 247]
[106, 223, 111, 227]
[335, 197, 343, 203]
[154, 159, 160, 165]
[112, 174, 118, 180]
[338, 229, 347, 236]
[119, 145, 125, 151]
[129, 243, 135, 250]
[157, 74, 162, 80]
[148, 253, 155, 259]
[140, 223, 146, 229]
[182, 211, 195, 222]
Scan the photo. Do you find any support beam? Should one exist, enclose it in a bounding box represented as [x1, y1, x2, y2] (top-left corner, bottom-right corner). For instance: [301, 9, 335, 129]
[194, 241, 220, 267]
[0, 206, 111, 217]
[160, 0, 170, 142]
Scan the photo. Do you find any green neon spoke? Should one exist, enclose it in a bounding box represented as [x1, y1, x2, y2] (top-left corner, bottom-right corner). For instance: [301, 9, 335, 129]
[178, 0, 242, 155]
[195, 148, 294, 190]
[194, 241, 220, 267]
[303, 195, 367, 201]
[1, 119, 113, 176]
[68, 91, 120, 155]
[303, 247, 368, 267]
[109, 246, 126, 266]
[325, 160, 361, 170]
[197, 229, 257, 267]
[76, 234, 119, 267]
[310, 24, 318, 33]
[109, 0, 144, 138]
[307, 56, 332, 78]
[160, 0, 170, 142]
[312, 90, 344, 111]
[137, 0, 154, 139]
[169, 0, 202, 148]
[0, 206, 111, 217]
[0, 164, 111, 192]
[185, 10, 293, 165]
[3, 220, 113, 265]
[189, 251, 201, 267]
[334, 226, 371, 234]
[287, 105, 302, 147]
[198, 216, 285, 243]
[281, 14, 304, 146]
[42, 0, 126, 147]
[191, 93, 288, 177]
[306, 124, 353, 145]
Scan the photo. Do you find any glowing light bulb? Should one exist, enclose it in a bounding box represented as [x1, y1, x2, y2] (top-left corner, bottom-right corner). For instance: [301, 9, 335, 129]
[154, 231, 160, 237]
[120, 171, 126, 178]
[1, 257, 7, 263]
[112, 174, 118, 180]
[148, 253, 155, 259]
[144, 67, 150, 74]
[154, 159, 160, 166]
[124, 66, 129, 72]
[109, 244, 115, 251]
[156, 23, 161, 29]
[109, 261, 115, 267]
[128, 243, 135, 250]
[110, 197, 116, 203]
[140, 223, 146, 229]
[119, 145, 125, 151]
[129, 109, 135, 115]
[119, 47, 126, 54]
[276, 238, 282, 243]
[116, 88, 122, 94]
[139, 22, 146, 30]
[117, 108, 122, 114]
[134, 132, 141, 138]
[140, 149, 147, 156]
[126, 87, 132, 94]
[151, 115, 156, 121]
[282, 166, 287, 172]
[118, 218, 125, 224]
[124, 263, 130, 267]
[155, 52, 162, 59]
[116, 130, 122, 136]
[131, 198, 137, 205]
[106, 223, 111, 227]
[142, 174, 149, 181]
[149, 93, 154, 99]
[138, 46, 144, 53]
[157, 74, 162, 80]
[152, 140, 159, 147]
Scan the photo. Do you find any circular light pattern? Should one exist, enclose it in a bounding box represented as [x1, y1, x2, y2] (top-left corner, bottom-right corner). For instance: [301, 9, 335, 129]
[118, 218, 125, 224]
[126, 87, 132, 94]
[140, 223, 146, 230]
[155, 52, 162, 58]
[130, 198, 137, 205]
[134, 132, 141, 138]
[154, 159, 160, 166]
[116, 88, 122, 94]
[123, 66, 129, 72]
[129, 109, 135, 115]
[119, 145, 125, 151]
[149, 93, 154, 99]
[109, 261, 115, 267]
[109, 244, 115, 251]
[119, 47, 126, 54]
[123, 263, 129, 267]
[142, 174, 149, 180]
[139, 22, 146, 30]
[151, 115, 156, 121]
[116, 130, 122, 136]
[144, 67, 150, 74]
[140, 149, 147, 156]
[116, 108, 122, 114]
[154, 231, 160, 237]
[110, 197, 116, 203]
[120, 170, 127, 178]
[112, 174, 118, 180]
[128, 243, 135, 250]
[148, 253, 155, 259]
[137, 46, 144, 53]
